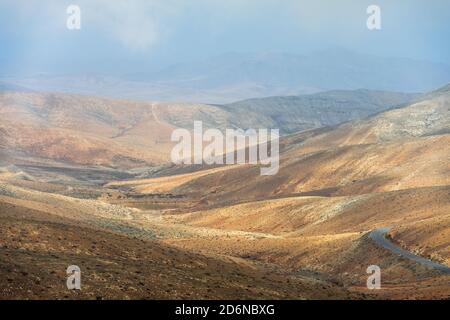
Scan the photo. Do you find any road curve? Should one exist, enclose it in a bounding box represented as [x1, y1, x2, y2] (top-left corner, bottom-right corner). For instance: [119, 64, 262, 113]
[369, 227, 450, 274]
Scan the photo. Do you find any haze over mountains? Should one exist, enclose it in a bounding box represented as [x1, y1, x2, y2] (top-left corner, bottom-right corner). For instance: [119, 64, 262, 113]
[1, 0, 450, 301]
[1, 68, 449, 299]
[3, 49, 450, 103]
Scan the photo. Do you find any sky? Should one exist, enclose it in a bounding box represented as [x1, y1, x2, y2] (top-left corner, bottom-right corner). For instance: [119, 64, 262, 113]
[1, 0, 449, 76]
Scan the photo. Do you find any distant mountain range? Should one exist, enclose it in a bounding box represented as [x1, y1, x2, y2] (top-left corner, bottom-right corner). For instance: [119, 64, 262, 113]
[0, 81, 33, 92]
[2, 49, 449, 103]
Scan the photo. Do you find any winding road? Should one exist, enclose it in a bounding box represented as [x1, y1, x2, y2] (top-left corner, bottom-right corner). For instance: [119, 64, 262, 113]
[369, 227, 450, 274]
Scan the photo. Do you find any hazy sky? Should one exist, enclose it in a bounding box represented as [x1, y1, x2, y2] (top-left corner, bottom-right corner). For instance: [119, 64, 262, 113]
[1, 0, 449, 75]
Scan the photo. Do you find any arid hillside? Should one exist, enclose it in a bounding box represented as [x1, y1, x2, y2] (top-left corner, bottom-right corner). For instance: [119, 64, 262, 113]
[112, 87, 450, 208]
[0, 89, 417, 167]
[0, 92, 175, 167]
[0, 84, 449, 300]
[0, 189, 354, 300]
[99, 84, 450, 299]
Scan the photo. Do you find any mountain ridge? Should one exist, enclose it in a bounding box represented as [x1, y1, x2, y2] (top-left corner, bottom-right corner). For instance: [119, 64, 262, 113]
[3, 49, 449, 103]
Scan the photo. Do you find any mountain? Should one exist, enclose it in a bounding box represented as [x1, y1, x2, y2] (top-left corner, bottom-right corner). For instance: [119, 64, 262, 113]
[0, 88, 418, 167]
[0, 92, 177, 167]
[143, 83, 450, 206]
[295, 82, 450, 149]
[0, 81, 32, 92]
[99, 83, 450, 214]
[97, 83, 450, 299]
[1, 83, 449, 299]
[144, 50, 450, 94]
[222, 89, 418, 133]
[3, 49, 449, 103]
[109, 83, 450, 230]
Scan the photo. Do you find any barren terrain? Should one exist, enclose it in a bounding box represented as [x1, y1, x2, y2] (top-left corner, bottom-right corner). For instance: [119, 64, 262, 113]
[0, 85, 449, 300]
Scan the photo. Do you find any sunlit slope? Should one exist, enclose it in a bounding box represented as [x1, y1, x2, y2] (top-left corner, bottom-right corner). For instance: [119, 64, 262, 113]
[0, 92, 176, 166]
[121, 133, 448, 207]
[166, 186, 450, 237]
[0, 88, 419, 168]
[115, 85, 449, 206]
[295, 84, 450, 152]
[0, 180, 355, 299]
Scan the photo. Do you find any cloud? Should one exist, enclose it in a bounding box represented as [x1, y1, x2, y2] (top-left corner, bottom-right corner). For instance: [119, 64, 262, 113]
[85, 0, 167, 51]
[1, 0, 184, 52]
[1, 0, 449, 71]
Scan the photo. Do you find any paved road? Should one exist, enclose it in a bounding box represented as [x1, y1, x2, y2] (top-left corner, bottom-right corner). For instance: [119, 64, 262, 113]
[369, 227, 450, 274]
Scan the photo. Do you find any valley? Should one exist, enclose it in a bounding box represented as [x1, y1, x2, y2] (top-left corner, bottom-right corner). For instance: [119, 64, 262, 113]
[0, 84, 449, 300]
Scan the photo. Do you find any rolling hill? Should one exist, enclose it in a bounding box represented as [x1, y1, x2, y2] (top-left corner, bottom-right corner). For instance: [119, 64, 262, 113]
[0, 88, 417, 167]
[115, 84, 450, 207]
[101, 84, 450, 300]
[1, 83, 449, 300]
[223, 89, 418, 133]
